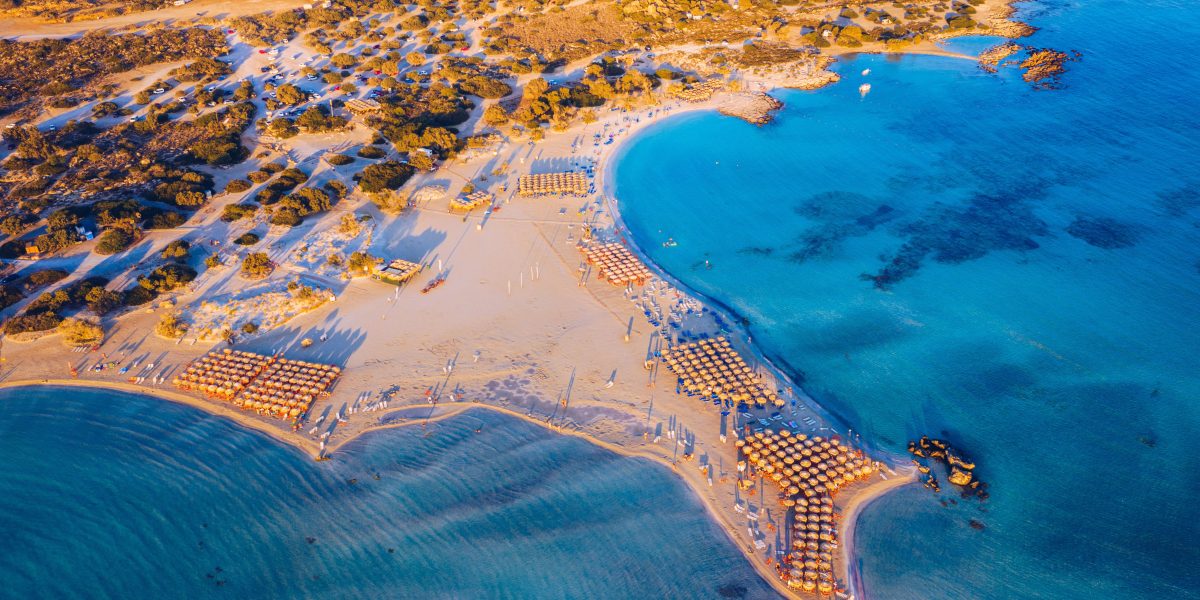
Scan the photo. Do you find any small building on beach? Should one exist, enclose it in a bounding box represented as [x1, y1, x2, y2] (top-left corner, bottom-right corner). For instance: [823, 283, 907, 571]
[374, 258, 423, 285]
[449, 190, 494, 212]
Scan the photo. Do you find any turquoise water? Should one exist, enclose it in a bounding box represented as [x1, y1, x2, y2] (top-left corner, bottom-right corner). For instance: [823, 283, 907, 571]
[0, 387, 776, 599]
[615, 2, 1200, 598]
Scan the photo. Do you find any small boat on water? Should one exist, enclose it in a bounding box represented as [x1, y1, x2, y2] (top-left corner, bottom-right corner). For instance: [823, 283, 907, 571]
[859, 83, 872, 97]
[662, 238, 677, 248]
[862, 68, 871, 76]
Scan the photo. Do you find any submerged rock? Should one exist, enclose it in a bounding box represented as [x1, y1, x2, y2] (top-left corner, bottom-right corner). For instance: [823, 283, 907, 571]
[1066, 216, 1140, 249]
[910, 436, 987, 498]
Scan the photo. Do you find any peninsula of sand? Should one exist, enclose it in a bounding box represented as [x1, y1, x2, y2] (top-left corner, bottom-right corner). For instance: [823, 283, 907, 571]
[0, 0, 1056, 594]
[0, 89, 918, 597]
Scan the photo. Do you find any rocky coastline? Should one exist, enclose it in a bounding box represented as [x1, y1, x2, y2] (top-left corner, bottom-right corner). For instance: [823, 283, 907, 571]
[718, 92, 784, 125]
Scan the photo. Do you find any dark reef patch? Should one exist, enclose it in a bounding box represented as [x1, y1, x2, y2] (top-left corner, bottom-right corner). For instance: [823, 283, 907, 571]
[1065, 215, 1140, 249]
[717, 583, 749, 598]
[789, 190, 898, 263]
[864, 192, 1048, 289]
[793, 190, 879, 221]
[1154, 183, 1200, 217]
[738, 246, 775, 257]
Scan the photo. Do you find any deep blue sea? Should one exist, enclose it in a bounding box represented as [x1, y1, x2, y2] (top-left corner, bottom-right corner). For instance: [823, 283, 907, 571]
[615, 1, 1200, 598]
[0, 387, 776, 599]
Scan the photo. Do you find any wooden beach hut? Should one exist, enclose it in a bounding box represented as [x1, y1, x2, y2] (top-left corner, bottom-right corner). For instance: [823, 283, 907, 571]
[449, 190, 494, 213]
[374, 258, 423, 286]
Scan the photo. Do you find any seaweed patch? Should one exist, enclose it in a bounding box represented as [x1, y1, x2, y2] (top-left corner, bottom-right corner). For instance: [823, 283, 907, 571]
[864, 193, 1048, 289]
[1065, 216, 1140, 249]
[789, 191, 898, 263]
[1154, 183, 1200, 217]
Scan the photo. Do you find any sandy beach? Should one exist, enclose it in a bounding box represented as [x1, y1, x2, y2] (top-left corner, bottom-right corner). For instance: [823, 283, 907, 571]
[0, 91, 918, 596]
[0, 6, 997, 590]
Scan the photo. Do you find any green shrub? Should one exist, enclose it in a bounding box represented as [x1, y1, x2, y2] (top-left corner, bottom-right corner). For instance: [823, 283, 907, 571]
[224, 179, 253, 193]
[233, 232, 260, 245]
[94, 226, 138, 255]
[241, 252, 273, 279]
[5, 312, 63, 335]
[356, 160, 414, 194]
[137, 263, 196, 293]
[124, 286, 156, 306]
[25, 269, 68, 289]
[271, 208, 303, 226]
[221, 203, 258, 222]
[357, 145, 386, 159]
[147, 211, 186, 229]
[161, 240, 190, 260]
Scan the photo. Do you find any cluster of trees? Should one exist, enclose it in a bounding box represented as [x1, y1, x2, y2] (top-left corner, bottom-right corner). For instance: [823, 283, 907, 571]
[0, 268, 68, 311]
[169, 57, 232, 83]
[0, 27, 226, 116]
[356, 160, 414, 194]
[146, 168, 213, 207]
[272, 186, 333, 226]
[356, 160, 414, 213]
[266, 105, 349, 138]
[183, 101, 257, 165]
[94, 221, 140, 255]
[4, 276, 110, 335]
[255, 167, 309, 205]
[457, 75, 512, 99]
[221, 203, 258, 222]
[125, 262, 196, 306]
[228, 0, 390, 48]
[363, 83, 469, 159]
[508, 77, 585, 130]
[58, 318, 104, 347]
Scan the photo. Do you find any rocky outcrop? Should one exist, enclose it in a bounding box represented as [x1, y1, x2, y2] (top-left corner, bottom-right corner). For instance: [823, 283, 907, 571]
[717, 92, 783, 125]
[908, 435, 988, 500]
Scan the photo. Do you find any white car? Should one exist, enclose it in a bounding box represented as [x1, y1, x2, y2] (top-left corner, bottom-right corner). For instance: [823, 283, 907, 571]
[153, 88, 165, 94]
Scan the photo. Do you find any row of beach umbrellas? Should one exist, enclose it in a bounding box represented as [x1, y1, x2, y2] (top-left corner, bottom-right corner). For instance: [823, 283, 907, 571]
[663, 337, 782, 406]
[582, 243, 653, 286]
[737, 430, 877, 594]
[173, 350, 340, 422]
[517, 172, 588, 196]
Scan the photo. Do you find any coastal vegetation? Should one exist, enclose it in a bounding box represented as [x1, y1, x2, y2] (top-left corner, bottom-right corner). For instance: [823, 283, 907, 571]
[57, 317, 104, 346]
[241, 252, 273, 279]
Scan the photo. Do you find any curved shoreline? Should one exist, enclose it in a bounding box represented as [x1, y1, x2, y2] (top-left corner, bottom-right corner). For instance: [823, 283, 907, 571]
[596, 77, 924, 598]
[0, 379, 799, 599]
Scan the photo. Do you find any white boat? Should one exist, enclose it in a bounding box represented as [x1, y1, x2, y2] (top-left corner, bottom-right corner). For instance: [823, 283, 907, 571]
[859, 83, 872, 97]
[861, 68, 871, 76]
